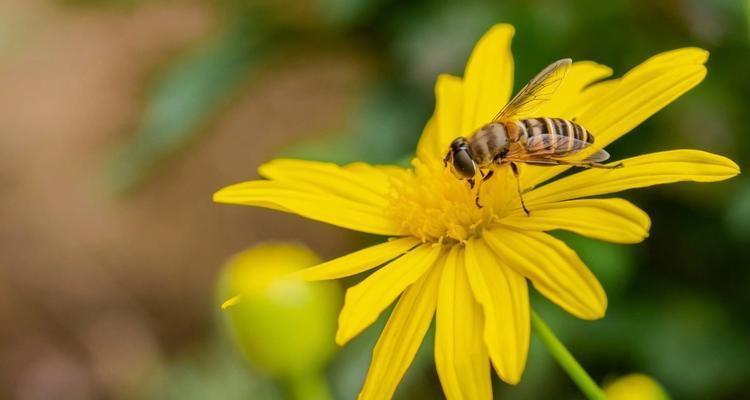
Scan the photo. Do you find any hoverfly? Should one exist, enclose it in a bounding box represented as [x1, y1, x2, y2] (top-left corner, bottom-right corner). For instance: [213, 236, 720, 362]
[443, 58, 622, 215]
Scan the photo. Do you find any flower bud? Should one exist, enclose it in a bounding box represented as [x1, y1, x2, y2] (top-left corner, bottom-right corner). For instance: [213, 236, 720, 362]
[604, 373, 670, 400]
[216, 242, 342, 381]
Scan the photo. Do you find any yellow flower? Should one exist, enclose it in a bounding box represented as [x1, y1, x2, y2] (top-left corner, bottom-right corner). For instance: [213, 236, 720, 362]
[214, 24, 738, 399]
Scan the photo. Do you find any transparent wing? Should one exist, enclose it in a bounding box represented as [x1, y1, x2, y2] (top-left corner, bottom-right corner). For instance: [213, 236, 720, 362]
[493, 58, 572, 121]
[506, 134, 610, 163]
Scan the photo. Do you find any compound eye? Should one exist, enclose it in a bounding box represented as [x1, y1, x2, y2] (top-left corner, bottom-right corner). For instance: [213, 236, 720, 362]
[452, 150, 476, 179]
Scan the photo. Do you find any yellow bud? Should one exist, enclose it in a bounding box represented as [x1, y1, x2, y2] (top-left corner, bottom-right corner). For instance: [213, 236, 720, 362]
[604, 373, 671, 400]
[216, 242, 342, 380]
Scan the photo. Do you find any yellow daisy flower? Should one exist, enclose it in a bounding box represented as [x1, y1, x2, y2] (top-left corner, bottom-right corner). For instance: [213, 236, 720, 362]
[214, 24, 738, 399]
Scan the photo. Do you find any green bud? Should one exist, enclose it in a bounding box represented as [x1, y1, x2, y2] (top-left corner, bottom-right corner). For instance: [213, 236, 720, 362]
[604, 373, 671, 400]
[216, 242, 342, 398]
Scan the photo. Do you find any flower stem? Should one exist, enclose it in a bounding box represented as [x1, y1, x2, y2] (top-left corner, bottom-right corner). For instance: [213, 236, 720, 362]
[286, 371, 332, 400]
[531, 310, 607, 400]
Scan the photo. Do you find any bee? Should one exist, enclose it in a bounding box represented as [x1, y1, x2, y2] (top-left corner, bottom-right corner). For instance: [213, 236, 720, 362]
[443, 58, 622, 215]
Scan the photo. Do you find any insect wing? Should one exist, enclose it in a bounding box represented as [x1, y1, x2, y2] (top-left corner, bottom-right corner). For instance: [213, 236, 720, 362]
[578, 148, 611, 163]
[493, 59, 572, 122]
[507, 134, 610, 163]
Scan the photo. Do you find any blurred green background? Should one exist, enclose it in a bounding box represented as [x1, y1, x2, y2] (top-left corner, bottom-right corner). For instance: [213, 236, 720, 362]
[0, 0, 748, 399]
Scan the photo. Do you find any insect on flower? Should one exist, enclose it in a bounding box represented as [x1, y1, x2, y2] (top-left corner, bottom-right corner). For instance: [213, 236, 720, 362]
[445, 58, 622, 213]
[214, 23, 739, 400]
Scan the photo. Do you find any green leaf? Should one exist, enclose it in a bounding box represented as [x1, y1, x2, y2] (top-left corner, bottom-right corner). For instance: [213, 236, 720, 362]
[105, 20, 268, 193]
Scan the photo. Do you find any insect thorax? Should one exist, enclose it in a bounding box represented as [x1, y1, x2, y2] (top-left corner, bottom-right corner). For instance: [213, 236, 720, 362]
[469, 122, 509, 166]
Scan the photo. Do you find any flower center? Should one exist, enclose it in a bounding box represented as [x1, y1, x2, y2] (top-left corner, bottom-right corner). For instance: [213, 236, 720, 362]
[387, 159, 517, 243]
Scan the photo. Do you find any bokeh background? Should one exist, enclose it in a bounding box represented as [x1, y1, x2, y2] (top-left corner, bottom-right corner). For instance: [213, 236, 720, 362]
[1, 0, 749, 399]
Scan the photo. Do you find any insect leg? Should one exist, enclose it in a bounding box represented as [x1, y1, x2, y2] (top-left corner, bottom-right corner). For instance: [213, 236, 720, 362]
[519, 159, 561, 166]
[517, 158, 623, 169]
[510, 162, 530, 216]
[474, 170, 495, 208]
[551, 159, 624, 169]
[588, 162, 623, 169]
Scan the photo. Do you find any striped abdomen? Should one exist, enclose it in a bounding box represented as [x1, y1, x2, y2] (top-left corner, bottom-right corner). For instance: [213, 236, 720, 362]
[513, 117, 594, 151]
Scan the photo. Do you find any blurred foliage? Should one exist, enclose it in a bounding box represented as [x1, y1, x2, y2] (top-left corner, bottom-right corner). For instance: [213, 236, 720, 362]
[556, 231, 637, 299]
[106, 14, 272, 192]
[280, 84, 428, 165]
[725, 180, 750, 242]
[58, 0, 138, 6]
[144, 339, 278, 400]
[50, 0, 750, 398]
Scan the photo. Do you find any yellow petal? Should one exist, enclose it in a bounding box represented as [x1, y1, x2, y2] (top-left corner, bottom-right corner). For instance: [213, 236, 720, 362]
[346, 161, 406, 187]
[461, 24, 515, 134]
[220, 295, 242, 310]
[526, 150, 740, 205]
[416, 75, 465, 163]
[298, 237, 420, 281]
[416, 117, 440, 163]
[213, 180, 400, 236]
[483, 228, 607, 320]
[358, 257, 444, 400]
[336, 244, 442, 345]
[582, 49, 708, 147]
[525, 48, 709, 188]
[536, 60, 613, 119]
[435, 246, 493, 400]
[629, 46, 709, 69]
[258, 159, 395, 208]
[464, 239, 529, 384]
[503, 198, 651, 244]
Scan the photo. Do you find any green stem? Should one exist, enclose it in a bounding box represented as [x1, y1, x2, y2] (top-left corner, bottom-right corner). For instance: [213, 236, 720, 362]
[531, 310, 607, 400]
